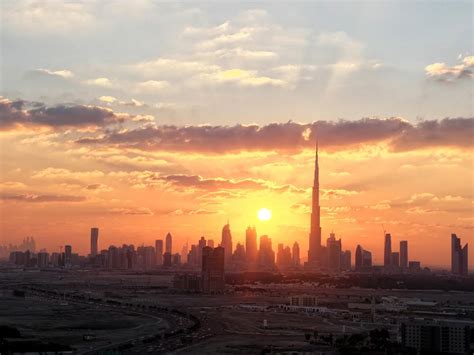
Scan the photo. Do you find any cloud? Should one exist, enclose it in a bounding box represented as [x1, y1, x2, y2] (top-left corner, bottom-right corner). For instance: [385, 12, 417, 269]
[84, 77, 114, 87]
[135, 80, 170, 92]
[425, 56, 474, 82]
[391, 117, 474, 151]
[32, 168, 105, 181]
[30, 68, 74, 79]
[99, 96, 117, 104]
[0, 193, 86, 203]
[0, 97, 122, 129]
[108, 207, 153, 215]
[169, 208, 221, 215]
[76, 117, 474, 153]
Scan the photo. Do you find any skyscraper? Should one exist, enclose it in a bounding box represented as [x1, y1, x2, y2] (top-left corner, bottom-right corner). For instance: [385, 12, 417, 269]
[90, 227, 99, 257]
[245, 226, 258, 267]
[292, 242, 300, 267]
[326, 233, 341, 271]
[201, 246, 225, 293]
[400, 240, 408, 269]
[308, 141, 322, 265]
[258, 235, 275, 270]
[451, 234, 469, 275]
[355, 245, 372, 271]
[384, 233, 392, 267]
[221, 223, 233, 266]
[64, 245, 72, 267]
[165, 232, 172, 254]
[155, 239, 163, 266]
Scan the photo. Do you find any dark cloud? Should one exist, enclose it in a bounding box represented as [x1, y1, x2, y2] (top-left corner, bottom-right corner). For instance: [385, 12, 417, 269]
[391, 118, 474, 151]
[0, 97, 120, 129]
[77, 117, 473, 153]
[0, 193, 86, 203]
[160, 174, 305, 193]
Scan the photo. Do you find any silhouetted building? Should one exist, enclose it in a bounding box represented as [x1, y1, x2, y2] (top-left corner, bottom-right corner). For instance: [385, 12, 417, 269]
[198, 236, 206, 267]
[155, 239, 163, 266]
[409, 261, 421, 272]
[90, 228, 99, 257]
[276, 243, 292, 270]
[400, 240, 408, 269]
[340, 250, 351, 271]
[172, 253, 181, 266]
[451, 234, 468, 275]
[326, 233, 341, 272]
[401, 319, 471, 354]
[163, 252, 172, 267]
[37, 252, 49, 268]
[64, 245, 72, 267]
[165, 232, 172, 254]
[308, 142, 322, 266]
[384, 233, 392, 267]
[245, 226, 258, 268]
[292, 242, 300, 267]
[258, 235, 275, 270]
[221, 223, 233, 267]
[207, 239, 214, 248]
[232, 243, 246, 270]
[391, 252, 400, 268]
[201, 246, 225, 293]
[355, 245, 372, 271]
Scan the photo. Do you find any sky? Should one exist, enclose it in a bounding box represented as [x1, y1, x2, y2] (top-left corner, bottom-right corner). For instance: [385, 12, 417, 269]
[0, 0, 473, 268]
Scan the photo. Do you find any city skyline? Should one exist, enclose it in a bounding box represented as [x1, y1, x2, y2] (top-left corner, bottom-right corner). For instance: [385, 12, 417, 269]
[0, 1, 473, 269]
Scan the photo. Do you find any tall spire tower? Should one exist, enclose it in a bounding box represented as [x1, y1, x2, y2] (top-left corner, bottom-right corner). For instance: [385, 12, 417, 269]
[308, 138, 322, 264]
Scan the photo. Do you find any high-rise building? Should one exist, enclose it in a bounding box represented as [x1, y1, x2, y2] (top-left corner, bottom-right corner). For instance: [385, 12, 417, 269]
[451, 234, 468, 275]
[391, 252, 400, 268]
[64, 245, 72, 267]
[90, 227, 99, 257]
[180, 242, 189, 262]
[155, 239, 163, 266]
[326, 233, 342, 271]
[340, 250, 351, 271]
[308, 141, 322, 265]
[37, 252, 49, 268]
[276, 244, 292, 269]
[207, 239, 214, 248]
[355, 245, 372, 271]
[245, 226, 258, 267]
[198, 236, 207, 267]
[165, 232, 172, 254]
[201, 246, 225, 293]
[384, 233, 392, 267]
[292, 242, 300, 267]
[400, 240, 408, 269]
[163, 252, 172, 267]
[221, 223, 233, 266]
[258, 235, 275, 270]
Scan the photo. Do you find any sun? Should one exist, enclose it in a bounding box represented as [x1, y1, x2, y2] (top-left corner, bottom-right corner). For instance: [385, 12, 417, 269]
[257, 208, 272, 221]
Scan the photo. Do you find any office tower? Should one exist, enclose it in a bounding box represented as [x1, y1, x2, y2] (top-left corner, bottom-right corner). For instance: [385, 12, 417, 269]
[180, 242, 189, 262]
[409, 261, 421, 272]
[308, 141, 322, 265]
[326, 233, 342, 271]
[233, 243, 246, 270]
[155, 240, 163, 266]
[258, 235, 275, 269]
[37, 252, 49, 268]
[64, 245, 72, 267]
[198, 237, 207, 267]
[292, 242, 300, 267]
[201, 246, 225, 293]
[384, 233, 392, 267]
[90, 228, 99, 257]
[400, 240, 408, 269]
[276, 244, 292, 269]
[451, 234, 469, 275]
[355, 245, 372, 271]
[340, 250, 351, 271]
[391, 252, 400, 268]
[401, 320, 471, 354]
[172, 253, 181, 266]
[165, 232, 172, 254]
[245, 226, 258, 266]
[207, 239, 214, 248]
[163, 252, 172, 267]
[221, 223, 233, 266]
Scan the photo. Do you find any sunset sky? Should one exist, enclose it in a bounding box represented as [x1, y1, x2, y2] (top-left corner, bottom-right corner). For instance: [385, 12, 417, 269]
[0, 1, 473, 268]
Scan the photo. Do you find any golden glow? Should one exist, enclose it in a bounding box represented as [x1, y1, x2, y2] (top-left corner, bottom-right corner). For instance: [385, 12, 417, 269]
[257, 208, 272, 221]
